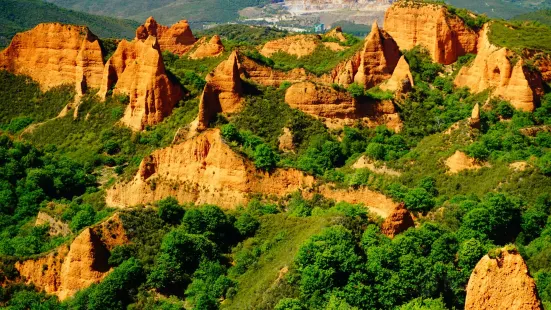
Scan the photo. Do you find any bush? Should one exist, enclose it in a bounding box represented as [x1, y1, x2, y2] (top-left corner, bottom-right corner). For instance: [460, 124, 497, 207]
[235, 213, 260, 237]
[404, 188, 435, 212]
[157, 197, 185, 225]
[253, 144, 278, 171]
[347, 83, 365, 98]
[538, 153, 551, 175]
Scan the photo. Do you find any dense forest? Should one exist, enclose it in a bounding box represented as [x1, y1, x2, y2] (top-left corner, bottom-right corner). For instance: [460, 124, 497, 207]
[3, 1, 551, 309]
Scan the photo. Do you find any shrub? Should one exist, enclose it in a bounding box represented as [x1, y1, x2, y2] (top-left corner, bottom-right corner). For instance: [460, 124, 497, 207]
[253, 144, 278, 171]
[404, 188, 435, 212]
[347, 83, 365, 98]
[157, 197, 185, 225]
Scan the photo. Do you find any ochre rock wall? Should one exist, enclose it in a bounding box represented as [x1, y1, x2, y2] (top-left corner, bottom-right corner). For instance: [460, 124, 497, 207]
[135, 17, 196, 55]
[0, 23, 104, 93]
[384, 1, 478, 64]
[465, 249, 542, 310]
[98, 36, 183, 130]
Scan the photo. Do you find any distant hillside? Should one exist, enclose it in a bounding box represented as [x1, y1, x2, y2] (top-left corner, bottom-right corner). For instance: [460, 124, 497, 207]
[46, 0, 271, 25]
[1, 0, 139, 48]
[514, 9, 551, 26]
[446, 0, 551, 19]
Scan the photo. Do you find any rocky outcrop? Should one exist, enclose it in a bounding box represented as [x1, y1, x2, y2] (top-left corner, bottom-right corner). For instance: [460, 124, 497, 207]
[0, 23, 104, 93]
[465, 248, 542, 310]
[380, 55, 414, 94]
[352, 155, 401, 176]
[57, 228, 110, 300]
[16, 214, 127, 300]
[318, 185, 398, 218]
[198, 51, 243, 130]
[445, 150, 481, 174]
[284, 81, 402, 131]
[285, 82, 357, 119]
[99, 36, 183, 131]
[36, 212, 71, 237]
[469, 103, 481, 129]
[279, 127, 295, 153]
[454, 25, 544, 112]
[189, 35, 225, 59]
[383, 1, 478, 65]
[354, 21, 400, 89]
[325, 53, 362, 87]
[325, 27, 347, 42]
[106, 129, 315, 209]
[381, 203, 414, 237]
[239, 53, 311, 87]
[260, 35, 321, 58]
[135, 17, 196, 55]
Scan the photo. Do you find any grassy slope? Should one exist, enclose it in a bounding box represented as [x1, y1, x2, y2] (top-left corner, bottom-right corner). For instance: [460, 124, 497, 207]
[447, 0, 551, 19]
[223, 214, 333, 310]
[514, 9, 551, 27]
[0, 0, 139, 48]
[488, 20, 551, 52]
[46, 0, 271, 25]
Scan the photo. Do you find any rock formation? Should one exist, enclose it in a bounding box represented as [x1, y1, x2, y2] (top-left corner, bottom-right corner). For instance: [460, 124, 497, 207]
[380, 55, 414, 94]
[99, 36, 183, 131]
[325, 27, 347, 42]
[354, 21, 401, 89]
[454, 25, 544, 112]
[445, 150, 481, 174]
[325, 53, 362, 87]
[384, 1, 478, 64]
[0, 23, 104, 93]
[465, 248, 542, 310]
[106, 129, 315, 209]
[36, 212, 71, 237]
[135, 17, 196, 55]
[15, 215, 127, 300]
[381, 203, 415, 238]
[285, 81, 402, 131]
[198, 51, 243, 130]
[260, 35, 321, 58]
[189, 35, 225, 59]
[469, 103, 481, 129]
[239, 52, 311, 87]
[279, 127, 295, 153]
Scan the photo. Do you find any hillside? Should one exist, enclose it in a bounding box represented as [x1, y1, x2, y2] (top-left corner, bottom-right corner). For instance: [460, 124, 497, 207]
[0, 0, 139, 48]
[514, 9, 551, 27]
[3, 1, 551, 309]
[448, 0, 551, 19]
[46, 0, 271, 25]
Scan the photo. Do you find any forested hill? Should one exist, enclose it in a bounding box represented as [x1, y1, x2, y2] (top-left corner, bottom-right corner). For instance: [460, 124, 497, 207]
[45, 0, 272, 25]
[0, 0, 139, 48]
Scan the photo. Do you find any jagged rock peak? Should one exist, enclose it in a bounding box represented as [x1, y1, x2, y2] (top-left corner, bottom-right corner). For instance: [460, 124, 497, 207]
[454, 24, 544, 112]
[353, 20, 400, 89]
[189, 35, 225, 59]
[135, 16, 196, 55]
[384, 0, 478, 64]
[325, 26, 347, 42]
[381, 203, 415, 238]
[380, 55, 414, 95]
[465, 248, 542, 310]
[0, 23, 104, 94]
[198, 51, 243, 131]
[99, 36, 183, 131]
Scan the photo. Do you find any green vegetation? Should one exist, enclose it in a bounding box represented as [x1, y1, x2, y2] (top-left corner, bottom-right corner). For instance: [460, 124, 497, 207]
[514, 9, 551, 27]
[489, 20, 551, 53]
[0, 71, 74, 132]
[48, 0, 272, 25]
[198, 24, 289, 46]
[0, 0, 139, 48]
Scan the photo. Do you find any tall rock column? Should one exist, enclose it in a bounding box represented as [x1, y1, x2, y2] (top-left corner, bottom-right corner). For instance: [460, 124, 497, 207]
[99, 36, 183, 131]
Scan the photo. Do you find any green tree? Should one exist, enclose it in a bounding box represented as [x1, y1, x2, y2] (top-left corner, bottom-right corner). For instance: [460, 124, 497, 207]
[404, 188, 435, 212]
[253, 144, 278, 171]
[157, 197, 185, 225]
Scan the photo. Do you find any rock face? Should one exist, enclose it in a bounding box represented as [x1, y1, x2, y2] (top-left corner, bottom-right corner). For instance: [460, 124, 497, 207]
[99, 36, 183, 131]
[445, 150, 481, 174]
[106, 129, 315, 209]
[381, 203, 415, 238]
[189, 35, 225, 59]
[383, 1, 478, 64]
[354, 21, 401, 89]
[198, 51, 243, 130]
[465, 249, 542, 310]
[260, 35, 321, 58]
[16, 215, 127, 300]
[279, 127, 295, 153]
[285, 81, 402, 131]
[325, 27, 347, 42]
[135, 17, 196, 55]
[454, 25, 544, 112]
[380, 55, 414, 94]
[0, 23, 104, 93]
[469, 103, 481, 129]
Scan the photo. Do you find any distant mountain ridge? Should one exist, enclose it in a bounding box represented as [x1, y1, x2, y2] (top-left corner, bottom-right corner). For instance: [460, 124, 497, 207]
[0, 0, 139, 48]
